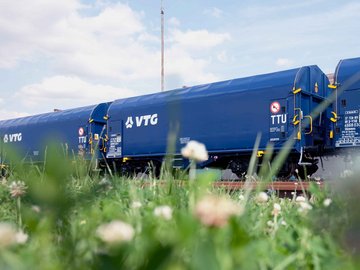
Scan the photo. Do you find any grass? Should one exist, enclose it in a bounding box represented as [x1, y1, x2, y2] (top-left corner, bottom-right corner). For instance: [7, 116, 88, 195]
[0, 146, 358, 270]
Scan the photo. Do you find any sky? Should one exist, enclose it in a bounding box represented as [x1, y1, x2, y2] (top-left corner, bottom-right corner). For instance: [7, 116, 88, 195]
[0, 0, 359, 120]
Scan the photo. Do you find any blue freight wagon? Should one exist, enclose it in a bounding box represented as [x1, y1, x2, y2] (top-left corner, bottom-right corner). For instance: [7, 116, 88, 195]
[106, 65, 331, 177]
[332, 57, 360, 149]
[0, 103, 110, 163]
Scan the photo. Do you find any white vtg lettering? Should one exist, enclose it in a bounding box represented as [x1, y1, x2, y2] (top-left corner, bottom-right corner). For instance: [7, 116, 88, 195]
[7, 133, 22, 143]
[135, 114, 158, 127]
[271, 114, 287, 125]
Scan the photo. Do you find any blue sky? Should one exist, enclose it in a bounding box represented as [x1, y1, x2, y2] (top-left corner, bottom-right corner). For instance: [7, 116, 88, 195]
[0, 0, 359, 119]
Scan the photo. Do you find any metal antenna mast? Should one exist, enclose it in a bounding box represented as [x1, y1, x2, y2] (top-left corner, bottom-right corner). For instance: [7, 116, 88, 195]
[161, 0, 165, 91]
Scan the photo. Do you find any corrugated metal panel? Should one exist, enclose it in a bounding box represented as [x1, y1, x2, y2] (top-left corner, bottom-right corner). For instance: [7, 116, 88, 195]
[107, 65, 329, 158]
[334, 57, 360, 90]
[0, 103, 111, 162]
[0, 105, 95, 128]
[334, 57, 360, 148]
[110, 68, 302, 108]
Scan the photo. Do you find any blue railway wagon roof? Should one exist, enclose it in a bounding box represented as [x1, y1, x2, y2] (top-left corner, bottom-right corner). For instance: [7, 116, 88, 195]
[109, 65, 325, 112]
[335, 57, 360, 90]
[0, 103, 111, 162]
[0, 105, 96, 128]
[90, 102, 112, 123]
[106, 65, 329, 158]
[333, 57, 360, 149]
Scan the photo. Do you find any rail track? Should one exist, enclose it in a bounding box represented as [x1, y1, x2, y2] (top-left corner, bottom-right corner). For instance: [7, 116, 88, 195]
[214, 181, 323, 191]
[139, 180, 323, 192]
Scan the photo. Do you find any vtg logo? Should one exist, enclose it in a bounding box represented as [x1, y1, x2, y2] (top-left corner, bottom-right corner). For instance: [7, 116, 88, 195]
[125, 117, 134, 128]
[125, 114, 158, 129]
[3, 133, 22, 143]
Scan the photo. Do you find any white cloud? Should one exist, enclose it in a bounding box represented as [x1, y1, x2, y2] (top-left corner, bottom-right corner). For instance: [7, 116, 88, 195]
[1, 74, 142, 119]
[13, 76, 137, 111]
[0, 0, 227, 90]
[70, 4, 144, 39]
[217, 51, 228, 63]
[0, 0, 81, 68]
[0, 110, 30, 121]
[170, 29, 230, 50]
[166, 47, 218, 85]
[276, 58, 293, 67]
[203, 7, 223, 18]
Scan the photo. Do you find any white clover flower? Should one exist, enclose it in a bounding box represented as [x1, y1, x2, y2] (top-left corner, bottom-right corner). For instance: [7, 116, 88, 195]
[295, 196, 306, 203]
[131, 201, 142, 209]
[154, 205, 173, 220]
[80, 220, 87, 225]
[256, 192, 268, 203]
[272, 203, 281, 216]
[267, 220, 274, 227]
[31, 205, 41, 213]
[9, 181, 27, 198]
[0, 223, 17, 248]
[238, 194, 245, 201]
[96, 220, 135, 245]
[298, 202, 312, 213]
[15, 231, 28, 244]
[181, 140, 209, 162]
[194, 195, 243, 227]
[323, 198, 332, 207]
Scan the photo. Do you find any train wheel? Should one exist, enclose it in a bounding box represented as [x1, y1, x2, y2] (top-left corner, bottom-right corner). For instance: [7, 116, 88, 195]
[296, 163, 319, 179]
[228, 159, 248, 179]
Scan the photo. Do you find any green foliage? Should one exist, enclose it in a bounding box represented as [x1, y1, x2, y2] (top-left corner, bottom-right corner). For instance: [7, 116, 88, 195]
[0, 151, 357, 269]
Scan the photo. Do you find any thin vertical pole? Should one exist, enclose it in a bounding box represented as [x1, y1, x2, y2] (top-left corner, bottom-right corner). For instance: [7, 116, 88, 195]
[161, 0, 164, 91]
